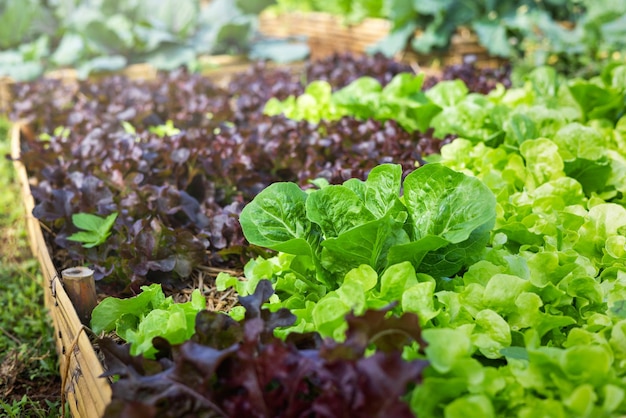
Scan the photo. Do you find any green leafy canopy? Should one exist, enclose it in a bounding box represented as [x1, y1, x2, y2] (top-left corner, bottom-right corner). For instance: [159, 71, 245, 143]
[0, 0, 306, 81]
[239, 163, 496, 288]
[264, 72, 442, 132]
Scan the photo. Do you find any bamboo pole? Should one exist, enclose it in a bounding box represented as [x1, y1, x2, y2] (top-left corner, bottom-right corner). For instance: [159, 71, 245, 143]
[61, 267, 98, 326]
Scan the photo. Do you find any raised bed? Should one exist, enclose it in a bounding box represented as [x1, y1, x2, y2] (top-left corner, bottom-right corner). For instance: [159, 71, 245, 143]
[258, 11, 506, 68]
[11, 121, 112, 418]
[259, 11, 392, 60]
[5, 57, 278, 418]
[6, 56, 419, 416]
[8, 56, 517, 416]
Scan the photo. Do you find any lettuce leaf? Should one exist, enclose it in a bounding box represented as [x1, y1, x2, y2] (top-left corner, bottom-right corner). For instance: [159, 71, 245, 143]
[263, 72, 442, 132]
[239, 163, 497, 287]
[91, 283, 206, 358]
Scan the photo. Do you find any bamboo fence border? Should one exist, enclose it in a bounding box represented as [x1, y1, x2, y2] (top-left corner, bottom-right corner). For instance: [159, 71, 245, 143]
[11, 122, 112, 418]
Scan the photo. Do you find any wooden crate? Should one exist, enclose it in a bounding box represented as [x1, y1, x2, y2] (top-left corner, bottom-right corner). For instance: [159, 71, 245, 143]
[258, 11, 507, 69]
[11, 122, 112, 418]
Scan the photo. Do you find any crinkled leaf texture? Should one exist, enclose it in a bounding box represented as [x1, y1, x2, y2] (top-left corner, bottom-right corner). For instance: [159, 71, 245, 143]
[263, 72, 443, 132]
[240, 163, 496, 285]
[91, 283, 206, 358]
[99, 280, 427, 418]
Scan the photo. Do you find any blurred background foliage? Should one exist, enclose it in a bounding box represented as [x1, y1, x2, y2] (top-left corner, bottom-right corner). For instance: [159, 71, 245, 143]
[1, 0, 625, 80]
[0, 0, 308, 80]
[270, 0, 626, 77]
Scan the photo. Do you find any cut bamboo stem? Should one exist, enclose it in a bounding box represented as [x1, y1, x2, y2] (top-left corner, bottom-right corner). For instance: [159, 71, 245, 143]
[61, 267, 97, 326]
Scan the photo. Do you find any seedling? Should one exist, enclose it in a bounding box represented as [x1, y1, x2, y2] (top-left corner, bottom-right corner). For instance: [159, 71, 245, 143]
[149, 120, 180, 137]
[120, 120, 136, 135]
[38, 126, 69, 142]
[67, 212, 118, 248]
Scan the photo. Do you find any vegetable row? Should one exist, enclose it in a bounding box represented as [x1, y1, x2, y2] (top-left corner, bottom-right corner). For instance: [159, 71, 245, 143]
[17, 55, 626, 416]
[74, 59, 626, 416]
[11, 55, 504, 292]
[211, 62, 626, 417]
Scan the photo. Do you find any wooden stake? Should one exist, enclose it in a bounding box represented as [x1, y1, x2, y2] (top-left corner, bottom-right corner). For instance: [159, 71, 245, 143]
[61, 267, 97, 326]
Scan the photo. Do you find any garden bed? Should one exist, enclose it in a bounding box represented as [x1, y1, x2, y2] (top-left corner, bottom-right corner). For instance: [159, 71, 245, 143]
[9, 54, 468, 417]
[258, 11, 507, 68]
[14, 58, 580, 416]
[11, 122, 112, 418]
[12, 54, 626, 416]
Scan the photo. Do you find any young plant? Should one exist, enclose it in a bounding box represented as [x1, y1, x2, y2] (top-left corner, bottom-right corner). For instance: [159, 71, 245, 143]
[67, 212, 118, 248]
[264, 72, 443, 132]
[91, 284, 206, 358]
[38, 126, 69, 142]
[148, 120, 181, 137]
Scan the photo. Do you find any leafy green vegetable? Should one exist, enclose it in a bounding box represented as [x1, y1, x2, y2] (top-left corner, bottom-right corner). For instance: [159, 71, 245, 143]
[551, 123, 612, 195]
[568, 80, 625, 122]
[91, 283, 206, 358]
[148, 120, 181, 137]
[239, 61, 626, 416]
[67, 212, 118, 248]
[397, 162, 495, 275]
[238, 182, 315, 256]
[264, 72, 442, 132]
[224, 163, 496, 341]
[240, 163, 495, 289]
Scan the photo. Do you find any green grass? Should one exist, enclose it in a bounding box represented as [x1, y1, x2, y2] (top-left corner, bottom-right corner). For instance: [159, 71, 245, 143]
[0, 117, 63, 417]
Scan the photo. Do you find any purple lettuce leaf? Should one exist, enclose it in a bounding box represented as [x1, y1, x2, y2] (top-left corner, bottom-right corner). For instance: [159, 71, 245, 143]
[99, 280, 427, 418]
